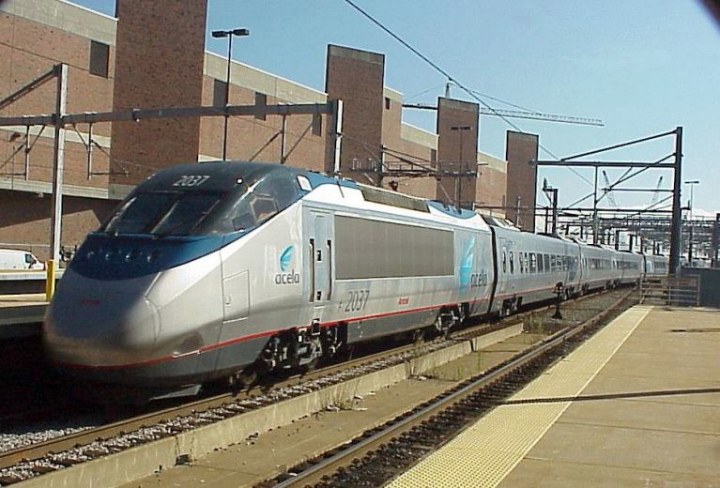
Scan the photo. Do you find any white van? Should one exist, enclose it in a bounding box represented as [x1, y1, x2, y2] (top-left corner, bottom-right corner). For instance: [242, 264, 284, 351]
[0, 249, 44, 270]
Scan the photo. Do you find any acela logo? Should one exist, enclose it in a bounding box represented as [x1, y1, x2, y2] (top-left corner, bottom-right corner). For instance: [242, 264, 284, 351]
[280, 245, 293, 272]
[275, 245, 300, 285]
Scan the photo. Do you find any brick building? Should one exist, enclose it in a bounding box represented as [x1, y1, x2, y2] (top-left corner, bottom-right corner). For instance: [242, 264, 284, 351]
[1, 0, 510, 259]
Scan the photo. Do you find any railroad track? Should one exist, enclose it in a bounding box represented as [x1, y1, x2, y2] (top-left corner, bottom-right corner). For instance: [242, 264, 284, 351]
[0, 288, 631, 485]
[269, 289, 635, 487]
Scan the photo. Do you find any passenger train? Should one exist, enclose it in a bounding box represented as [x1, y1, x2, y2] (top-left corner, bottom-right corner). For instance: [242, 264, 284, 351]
[43, 162, 668, 400]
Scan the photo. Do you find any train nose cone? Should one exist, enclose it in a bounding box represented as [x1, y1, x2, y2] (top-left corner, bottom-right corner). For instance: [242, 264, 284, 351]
[44, 269, 160, 366]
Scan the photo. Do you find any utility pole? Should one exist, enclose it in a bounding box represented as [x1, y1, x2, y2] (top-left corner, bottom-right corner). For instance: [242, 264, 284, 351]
[50, 63, 67, 264]
[669, 127, 683, 275]
[450, 125, 471, 209]
[212, 27, 250, 160]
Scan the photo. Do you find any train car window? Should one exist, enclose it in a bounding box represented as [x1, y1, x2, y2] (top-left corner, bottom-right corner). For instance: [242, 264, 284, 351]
[264, 175, 302, 209]
[334, 216, 453, 279]
[231, 211, 255, 232]
[103, 193, 172, 235]
[252, 196, 279, 224]
[519, 252, 525, 274]
[537, 254, 544, 273]
[150, 193, 223, 236]
[509, 251, 515, 274]
[502, 251, 507, 273]
[530, 253, 537, 273]
[206, 171, 303, 234]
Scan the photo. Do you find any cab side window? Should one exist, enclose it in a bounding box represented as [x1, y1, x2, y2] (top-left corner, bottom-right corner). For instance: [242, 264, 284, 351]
[252, 197, 279, 224]
[224, 172, 302, 233]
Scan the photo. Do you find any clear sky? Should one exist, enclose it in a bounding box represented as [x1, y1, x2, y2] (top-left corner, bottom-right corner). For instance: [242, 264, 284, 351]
[72, 0, 719, 216]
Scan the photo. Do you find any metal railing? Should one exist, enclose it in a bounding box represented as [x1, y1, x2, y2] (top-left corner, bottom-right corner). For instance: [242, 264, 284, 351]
[640, 275, 700, 306]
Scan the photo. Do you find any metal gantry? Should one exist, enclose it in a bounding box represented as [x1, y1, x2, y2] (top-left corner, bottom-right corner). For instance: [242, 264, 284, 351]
[0, 63, 343, 264]
[533, 128, 684, 274]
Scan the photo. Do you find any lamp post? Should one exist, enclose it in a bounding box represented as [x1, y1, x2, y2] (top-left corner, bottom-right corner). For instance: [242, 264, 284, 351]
[212, 27, 250, 160]
[684, 180, 699, 263]
[450, 125, 471, 209]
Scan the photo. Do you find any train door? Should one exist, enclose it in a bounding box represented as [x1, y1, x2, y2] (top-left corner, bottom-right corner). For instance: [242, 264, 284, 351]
[305, 210, 333, 320]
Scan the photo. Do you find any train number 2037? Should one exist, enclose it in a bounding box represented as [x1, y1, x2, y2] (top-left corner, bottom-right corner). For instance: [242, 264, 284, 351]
[173, 175, 210, 187]
[343, 289, 370, 313]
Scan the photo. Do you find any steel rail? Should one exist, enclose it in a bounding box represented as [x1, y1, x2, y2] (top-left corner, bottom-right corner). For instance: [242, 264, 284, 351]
[0, 314, 501, 469]
[274, 289, 634, 487]
[0, 288, 624, 471]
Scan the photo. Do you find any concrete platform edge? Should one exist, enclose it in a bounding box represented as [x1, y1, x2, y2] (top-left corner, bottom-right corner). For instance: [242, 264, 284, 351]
[15, 325, 523, 488]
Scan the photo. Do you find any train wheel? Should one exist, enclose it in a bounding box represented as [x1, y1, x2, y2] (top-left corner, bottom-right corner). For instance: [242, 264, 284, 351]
[228, 366, 258, 392]
[499, 303, 510, 319]
[300, 355, 320, 374]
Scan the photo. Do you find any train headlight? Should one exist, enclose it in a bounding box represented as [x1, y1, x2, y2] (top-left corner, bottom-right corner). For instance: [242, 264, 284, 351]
[124, 249, 140, 262]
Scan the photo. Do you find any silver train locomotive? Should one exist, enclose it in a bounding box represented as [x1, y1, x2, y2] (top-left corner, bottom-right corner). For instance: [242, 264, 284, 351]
[43, 161, 667, 399]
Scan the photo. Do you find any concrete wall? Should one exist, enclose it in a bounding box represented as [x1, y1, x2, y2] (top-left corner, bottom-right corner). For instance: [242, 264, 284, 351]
[0, 189, 116, 260]
[477, 152, 507, 218]
[392, 124, 438, 199]
[0, 0, 115, 195]
[199, 54, 327, 172]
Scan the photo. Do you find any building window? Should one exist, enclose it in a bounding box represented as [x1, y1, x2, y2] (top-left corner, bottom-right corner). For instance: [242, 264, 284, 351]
[312, 113, 322, 137]
[213, 79, 228, 107]
[89, 40, 109, 78]
[255, 92, 267, 120]
[385, 97, 391, 110]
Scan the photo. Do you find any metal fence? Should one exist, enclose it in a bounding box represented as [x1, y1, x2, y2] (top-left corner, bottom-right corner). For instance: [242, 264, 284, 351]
[640, 275, 700, 307]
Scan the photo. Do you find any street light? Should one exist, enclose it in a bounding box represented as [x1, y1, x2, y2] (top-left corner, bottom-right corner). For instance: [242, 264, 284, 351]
[212, 27, 250, 160]
[684, 180, 699, 217]
[450, 125, 472, 209]
[684, 179, 699, 264]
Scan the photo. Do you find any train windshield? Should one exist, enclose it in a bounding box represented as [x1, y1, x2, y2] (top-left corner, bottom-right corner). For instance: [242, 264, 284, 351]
[101, 169, 304, 237]
[102, 192, 225, 237]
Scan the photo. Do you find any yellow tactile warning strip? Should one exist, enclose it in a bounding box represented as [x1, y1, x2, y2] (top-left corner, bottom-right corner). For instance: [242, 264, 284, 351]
[388, 305, 653, 488]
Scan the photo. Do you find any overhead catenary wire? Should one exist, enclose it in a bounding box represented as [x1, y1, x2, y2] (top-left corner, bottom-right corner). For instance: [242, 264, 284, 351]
[342, 0, 595, 188]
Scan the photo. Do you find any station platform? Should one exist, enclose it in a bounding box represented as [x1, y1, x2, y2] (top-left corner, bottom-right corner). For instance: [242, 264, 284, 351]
[0, 294, 47, 338]
[389, 305, 720, 487]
